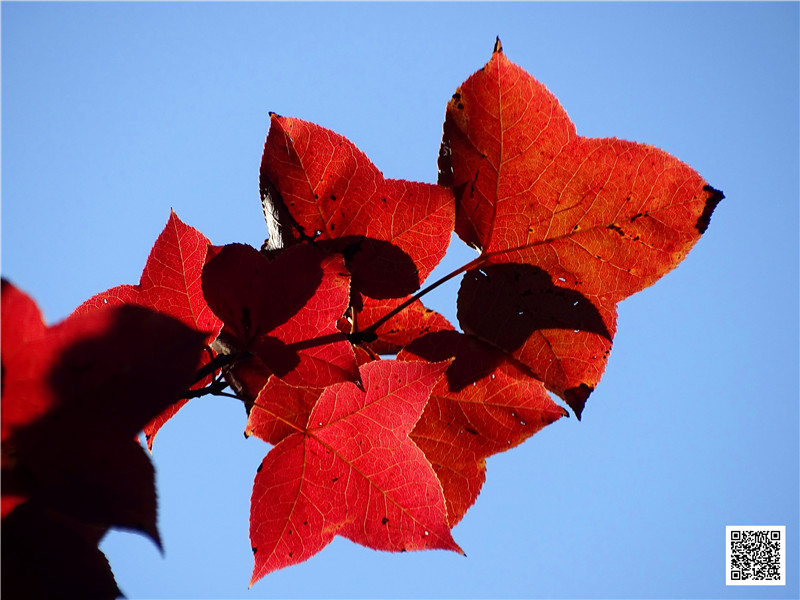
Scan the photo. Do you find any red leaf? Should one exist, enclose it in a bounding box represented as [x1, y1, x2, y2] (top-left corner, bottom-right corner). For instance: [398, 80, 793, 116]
[202, 243, 358, 390]
[261, 115, 455, 298]
[248, 360, 461, 583]
[1, 282, 206, 594]
[74, 210, 223, 447]
[76, 210, 221, 338]
[1, 281, 50, 440]
[1, 279, 47, 352]
[400, 331, 567, 524]
[2, 281, 207, 540]
[441, 43, 722, 417]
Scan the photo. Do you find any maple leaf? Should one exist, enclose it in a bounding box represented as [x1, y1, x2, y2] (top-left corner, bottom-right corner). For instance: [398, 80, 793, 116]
[247, 359, 461, 583]
[440, 40, 723, 418]
[1, 280, 207, 597]
[400, 330, 567, 524]
[202, 242, 358, 394]
[74, 210, 223, 448]
[260, 114, 455, 299]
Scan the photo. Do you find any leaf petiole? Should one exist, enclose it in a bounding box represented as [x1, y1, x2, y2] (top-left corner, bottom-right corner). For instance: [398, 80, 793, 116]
[357, 255, 485, 339]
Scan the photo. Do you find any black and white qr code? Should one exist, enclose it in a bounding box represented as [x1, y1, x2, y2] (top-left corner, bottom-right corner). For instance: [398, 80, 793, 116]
[726, 526, 786, 586]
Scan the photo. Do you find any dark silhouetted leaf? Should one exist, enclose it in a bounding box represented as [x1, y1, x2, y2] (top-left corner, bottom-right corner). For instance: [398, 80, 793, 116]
[73, 210, 223, 448]
[202, 243, 358, 392]
[1, 281, 206, 597]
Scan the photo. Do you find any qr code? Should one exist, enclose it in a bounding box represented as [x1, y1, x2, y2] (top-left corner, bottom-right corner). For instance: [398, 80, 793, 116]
[726, 526, 786, 586]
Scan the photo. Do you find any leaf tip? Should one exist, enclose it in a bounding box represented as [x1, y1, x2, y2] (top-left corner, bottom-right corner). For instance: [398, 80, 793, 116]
[696, 185, 724, 234]
[144, 525, 164, 555]
[248, 551, 262, 588]
[493, 36, 503, 54]
[563, 383, 594, 420]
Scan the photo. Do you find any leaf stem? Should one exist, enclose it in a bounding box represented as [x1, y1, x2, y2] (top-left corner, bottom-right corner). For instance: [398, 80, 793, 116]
[192, 351, 239, 384]
[357, 255, 486, 339]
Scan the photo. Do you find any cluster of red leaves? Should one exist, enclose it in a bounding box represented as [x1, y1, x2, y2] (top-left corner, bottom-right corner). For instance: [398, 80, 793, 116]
[1, 40, 721, 595]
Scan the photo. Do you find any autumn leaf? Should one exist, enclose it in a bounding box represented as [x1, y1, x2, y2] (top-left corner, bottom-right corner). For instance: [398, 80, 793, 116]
[75, 210, 221, 337]
[0, 278, 47, 350]
[400, 330, 567, 524]
[2, 282, 207, 538]
[260, 114, 455, 299]
[1, 281, 50, 443]
[247, 359, 461, 583]
[74, 210, 223, 448]
[440, 40, 722, 417]
[202, 242, 358, 393]
[1, 281, 207, 597]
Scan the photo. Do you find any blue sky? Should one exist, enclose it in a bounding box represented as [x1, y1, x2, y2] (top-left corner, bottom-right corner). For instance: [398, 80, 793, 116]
[2, 2, 798, 599]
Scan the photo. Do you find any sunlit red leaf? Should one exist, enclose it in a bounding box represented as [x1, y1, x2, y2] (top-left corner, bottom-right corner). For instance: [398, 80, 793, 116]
[400, 331, 566, 524]
[248, 360, 460, 583]
[441, 41, 722, 417]
[74, 210, 223, 447]
[202, 243, 358, 391]
[75, 210, 221, 339]
[261, 115, 455, 298]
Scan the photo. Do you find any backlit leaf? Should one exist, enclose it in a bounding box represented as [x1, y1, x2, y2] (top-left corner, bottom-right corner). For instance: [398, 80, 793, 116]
[73, 210, 223, 447]
[248, 359, 460, 583]
[441, 42, 722, 417]
[401, 330, 567, 524]
[1, 281, 206, 596]
[261, 115, 455, 299]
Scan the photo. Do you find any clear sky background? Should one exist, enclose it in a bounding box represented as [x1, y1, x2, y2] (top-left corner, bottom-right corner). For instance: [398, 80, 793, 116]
[2, 2, 798, 599]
